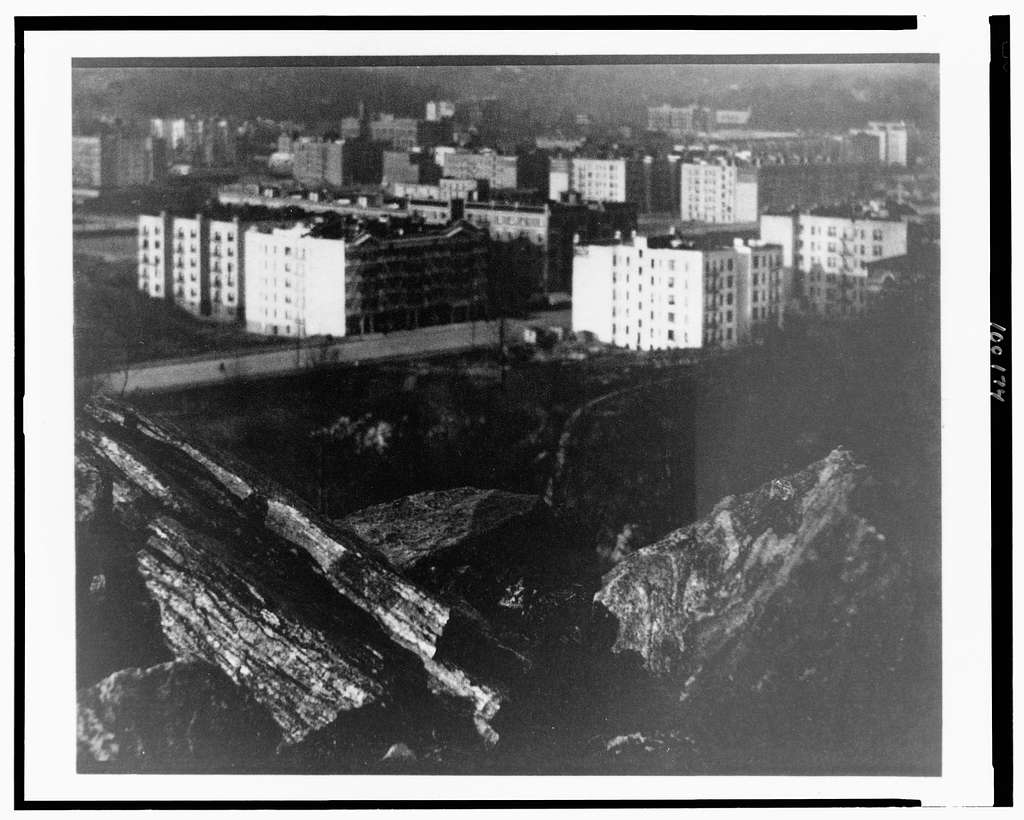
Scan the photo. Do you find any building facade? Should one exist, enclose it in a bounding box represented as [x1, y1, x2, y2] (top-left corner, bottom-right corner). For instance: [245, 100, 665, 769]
[759, 208, 909, 317]
[571, 233, 783, 351]
[425, 100, 456, 121]
[569, 157, 628, 203]
[292, 139, 345, 187]
[74, 134, 161, 190]
[442, 150, 518, 190]
[243, 223, 349, 338]
[864, 121, 909, 166]
[680, 161, 759, 224]
[137, 213, 173, 300]
[647, 104, 697, 134]
[369, 115, 420, 150]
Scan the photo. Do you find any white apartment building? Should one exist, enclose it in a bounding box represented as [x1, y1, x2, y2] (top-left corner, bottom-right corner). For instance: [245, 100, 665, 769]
[680, 161, 759, 224]
[572, 232, 783, 352]
[570, 158, 627, 203]
[865, 121, 909, 166]
[207, 218, 244, 321]
[760, 208, 909, 317]
[169, 215, 208, 317]
[138, 213, 171, 300]
[243, 224, 348, 338]
[425, 100, 455, 121]
[548, 157, 571, 202]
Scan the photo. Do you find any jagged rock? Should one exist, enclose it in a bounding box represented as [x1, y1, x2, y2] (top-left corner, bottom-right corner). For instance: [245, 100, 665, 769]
[77, 659, 280, 770]
[76, 396, 532, 746]
[594, 449, 908, 705]
[381, 742, 417, 764]
[341, 487, 542, 573]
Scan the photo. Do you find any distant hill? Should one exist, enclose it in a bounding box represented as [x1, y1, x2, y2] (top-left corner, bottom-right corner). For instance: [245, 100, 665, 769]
[72, 62, 939, 134]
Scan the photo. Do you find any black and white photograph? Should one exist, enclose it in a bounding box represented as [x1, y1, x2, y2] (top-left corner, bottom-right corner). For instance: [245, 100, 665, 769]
[18, 14, 1006, 808]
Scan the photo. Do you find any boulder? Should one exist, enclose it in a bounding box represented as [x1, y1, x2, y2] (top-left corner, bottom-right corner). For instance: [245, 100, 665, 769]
[77, 659, 280, 770]
[594, 449, 909, 705]
[341, 487, 543, 573]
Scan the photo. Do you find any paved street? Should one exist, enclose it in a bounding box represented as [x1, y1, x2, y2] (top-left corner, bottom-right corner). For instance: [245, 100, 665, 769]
[85, 311, 571, 394]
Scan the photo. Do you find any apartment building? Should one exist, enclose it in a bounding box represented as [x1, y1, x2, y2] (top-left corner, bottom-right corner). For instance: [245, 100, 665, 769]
[680, 161, 759, 224]
[570, 157, 628, 203]
[243, 223, 348, 337]
[647, 104, 697, 134]
[370, 114, 419, 150]
[207, 218, 245, 321]
[548, 157, 571, 202]
[390, 178, 478, 202]
[442, 150, 518, 190]
[463, 201, 550, 249]
[292, 139, 345, 187]
[425, 100, 456, 121]
[571, 232, 783, 351]
[168, 215, 210, 317]
[137, 213, 172, 300]
[74, 134, 162, 190]
[759, 206, 909, 317]
[865, 121, 909, 166]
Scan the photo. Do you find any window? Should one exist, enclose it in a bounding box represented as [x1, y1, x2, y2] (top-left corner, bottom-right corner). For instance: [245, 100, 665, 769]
[667, 329, 675, 341]
[667, 277, 675, 288]
[668, 294, 675, 305]
[726, 310, 733, 322]
[667, 312, 675, 323]
[874, 245, 883, 257]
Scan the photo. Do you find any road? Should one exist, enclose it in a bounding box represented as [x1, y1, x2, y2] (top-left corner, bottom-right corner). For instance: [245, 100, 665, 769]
[85, 311, 571, 395]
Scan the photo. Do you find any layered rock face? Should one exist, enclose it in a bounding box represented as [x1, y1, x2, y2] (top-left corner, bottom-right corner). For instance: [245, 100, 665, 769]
[75, 396, 531, 752]
[76, 397, 924, 774]
[594, 449, 909, 710]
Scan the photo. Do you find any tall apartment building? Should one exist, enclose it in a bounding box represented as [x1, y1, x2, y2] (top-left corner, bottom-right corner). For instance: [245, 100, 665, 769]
[243, 224, 349, 337]
[864, 121, 909, 166]
[647, 104, 697, 134]
[571, 232, 783, 351]
[73, 134, 161, 189]
[425, 100, 456, 121]
[292, 139, 345, 187]
[759, 207, 909, 317]
[442, 150, 518, 190]
[370, 114, 420, 150]
[168, 215, 210, 317]
[570, 157, 628, 203]
[548, 157, 572, 202]
[344, 222, 489, 335]
[207, 217, 245, 321]
[679, 161, 759, 224]
[138, 213, 246, 322]
[137, 213, 172, 300]
[72, 136, 105, 188]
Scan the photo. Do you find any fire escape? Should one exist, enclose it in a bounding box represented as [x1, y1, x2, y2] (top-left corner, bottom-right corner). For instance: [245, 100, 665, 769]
[836, 227, 858, 318]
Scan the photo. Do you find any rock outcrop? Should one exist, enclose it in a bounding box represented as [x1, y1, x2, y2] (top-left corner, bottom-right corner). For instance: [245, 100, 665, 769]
[594, 448, 909, 707]
[77, 659, 280, 769]
[76, 396, 532, 747]
[341, 488, 542, 573]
